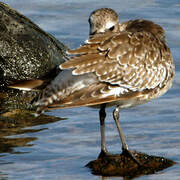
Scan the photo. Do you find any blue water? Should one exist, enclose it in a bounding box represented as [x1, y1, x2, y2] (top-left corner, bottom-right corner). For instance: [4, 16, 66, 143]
[1, 0, 180, 179]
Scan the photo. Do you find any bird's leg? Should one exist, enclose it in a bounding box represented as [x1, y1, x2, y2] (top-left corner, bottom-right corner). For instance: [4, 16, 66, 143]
[113, 106, 141, 166]
[98, 103, 108, 158]
[113, 106, 128, 150]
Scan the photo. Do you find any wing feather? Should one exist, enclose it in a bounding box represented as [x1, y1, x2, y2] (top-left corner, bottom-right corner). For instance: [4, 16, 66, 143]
[61, 21, 173, 92]
[35, 20, 174, 113]
[47, 82, 144, 109]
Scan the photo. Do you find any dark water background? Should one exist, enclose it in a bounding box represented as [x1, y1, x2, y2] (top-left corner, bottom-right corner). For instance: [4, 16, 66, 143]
[0, 0, 180, 179]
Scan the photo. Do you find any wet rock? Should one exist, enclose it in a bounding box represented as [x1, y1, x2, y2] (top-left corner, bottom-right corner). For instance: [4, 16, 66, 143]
[0, 2, 67, 113]
[86, 151, 175, 178]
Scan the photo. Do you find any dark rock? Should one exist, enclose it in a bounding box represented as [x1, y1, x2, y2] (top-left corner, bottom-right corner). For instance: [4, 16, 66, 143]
[0, 2, 67, 87]
[0, 2, 67, 113]
[86, 151, 176, 178]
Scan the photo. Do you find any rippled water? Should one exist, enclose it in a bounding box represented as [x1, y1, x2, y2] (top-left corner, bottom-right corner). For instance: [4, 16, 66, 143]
[1, 0, 180, 179]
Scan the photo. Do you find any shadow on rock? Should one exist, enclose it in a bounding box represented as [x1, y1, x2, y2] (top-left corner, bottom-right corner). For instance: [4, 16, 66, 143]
[86, 151, 176, 179]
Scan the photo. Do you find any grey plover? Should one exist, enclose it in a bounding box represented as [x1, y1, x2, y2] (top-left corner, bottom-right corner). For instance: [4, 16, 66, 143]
[35, 8, 175, 161]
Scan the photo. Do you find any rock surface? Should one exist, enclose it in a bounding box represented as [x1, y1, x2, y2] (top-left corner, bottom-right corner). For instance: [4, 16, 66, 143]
[86, 151, 175, 178]
[0, 2, 67, 113]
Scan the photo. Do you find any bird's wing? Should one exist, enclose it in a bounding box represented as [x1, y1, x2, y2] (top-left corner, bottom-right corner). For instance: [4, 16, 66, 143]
[8, 79, 44, 91]
[36, 22, 174, 112]
[61, 31, 172, 92]
[48, 83, 147, 109]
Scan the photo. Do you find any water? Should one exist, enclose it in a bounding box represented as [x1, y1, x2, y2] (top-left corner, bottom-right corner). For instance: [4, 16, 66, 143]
[1, 0, 180, 179]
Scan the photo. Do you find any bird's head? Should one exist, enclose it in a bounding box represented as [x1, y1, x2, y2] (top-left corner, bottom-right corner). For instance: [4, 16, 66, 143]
[88, 8, 120, 36]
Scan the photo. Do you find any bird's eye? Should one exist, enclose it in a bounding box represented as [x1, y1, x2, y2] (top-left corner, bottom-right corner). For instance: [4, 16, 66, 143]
[109, 26, 115, 31]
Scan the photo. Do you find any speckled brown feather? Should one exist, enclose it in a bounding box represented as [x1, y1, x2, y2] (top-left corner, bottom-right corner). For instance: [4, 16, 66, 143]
[47, 83, 149, 109]
[61, 20, 174, 92]
[36, 19, 174, 113]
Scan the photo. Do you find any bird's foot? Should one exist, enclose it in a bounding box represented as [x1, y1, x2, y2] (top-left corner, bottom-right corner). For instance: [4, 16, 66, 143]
[122, 148, 142, 166]
[98, 149, 111, 158]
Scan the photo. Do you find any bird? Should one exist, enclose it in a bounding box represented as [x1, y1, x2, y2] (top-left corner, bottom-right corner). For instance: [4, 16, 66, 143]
[34, 8, 174, 163]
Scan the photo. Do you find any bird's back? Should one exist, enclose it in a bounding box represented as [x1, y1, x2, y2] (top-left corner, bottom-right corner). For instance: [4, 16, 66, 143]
[36, 19, 174, 113]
